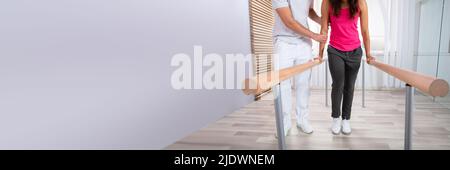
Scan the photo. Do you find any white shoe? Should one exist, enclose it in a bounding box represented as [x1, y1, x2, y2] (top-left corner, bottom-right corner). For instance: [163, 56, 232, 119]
[331, 118, 341, 135]
[297, 121, 314, 134]
[342, 120, 352, 135]
[296, 109, 313, 134]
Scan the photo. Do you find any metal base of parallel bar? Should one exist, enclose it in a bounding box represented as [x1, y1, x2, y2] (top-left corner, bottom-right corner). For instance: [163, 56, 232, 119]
[405, 84, 414, 150]
[273, 84, 287, 150]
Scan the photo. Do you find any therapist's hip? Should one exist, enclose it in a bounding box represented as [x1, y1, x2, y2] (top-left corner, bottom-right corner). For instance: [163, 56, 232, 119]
[274, 36, 313, 61]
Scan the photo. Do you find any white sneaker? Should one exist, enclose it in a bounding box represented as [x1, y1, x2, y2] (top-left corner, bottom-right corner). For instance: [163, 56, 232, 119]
[331, 118, 341, 135]
[342, 120, 352, 135]
[297, 121, 314, 134]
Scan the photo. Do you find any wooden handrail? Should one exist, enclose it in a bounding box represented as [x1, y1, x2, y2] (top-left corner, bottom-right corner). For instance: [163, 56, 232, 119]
[242, 59, 323, 95]
[243, 59, 449, 97]
[368, 60, 449, 97]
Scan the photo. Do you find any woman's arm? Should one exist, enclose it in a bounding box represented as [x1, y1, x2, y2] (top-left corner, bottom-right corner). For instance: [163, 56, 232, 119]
[308, 1, 321, 25]
[318, 0, 330, 60]
[359, 0, 375, 63]
[276, 7, 327, 43]
[309, 8, 321, 25]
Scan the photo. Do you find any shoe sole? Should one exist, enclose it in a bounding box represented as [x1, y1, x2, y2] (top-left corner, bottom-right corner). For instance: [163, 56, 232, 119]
[342, 130, 352, 136]
[301, 130, 314, 135]
[331, 127, 341, 135]
[297, 126, 313, 135]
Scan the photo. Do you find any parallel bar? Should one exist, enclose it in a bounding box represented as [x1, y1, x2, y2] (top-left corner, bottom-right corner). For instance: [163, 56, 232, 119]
[368, 60, 449, 97]
[243, 59, 323, 95]
[273, 85, 287, 150]
[405, 84, 414, 150]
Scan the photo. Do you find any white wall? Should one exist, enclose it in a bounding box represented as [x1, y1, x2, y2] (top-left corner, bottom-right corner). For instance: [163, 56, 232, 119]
[415, 0, 450, 104]
[0, 0, 253, 149]
[417, 0, 449, 80]
[437, 0, 450, 82]
[417, 0, 443, 76]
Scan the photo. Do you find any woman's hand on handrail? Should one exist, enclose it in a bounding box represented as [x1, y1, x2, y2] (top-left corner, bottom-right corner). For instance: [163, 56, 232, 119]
[314, 56, 324, 63]
[366, 54, 376, 64]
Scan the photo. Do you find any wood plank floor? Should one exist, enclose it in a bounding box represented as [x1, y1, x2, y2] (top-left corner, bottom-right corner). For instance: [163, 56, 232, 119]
[165, 90, 450, 150]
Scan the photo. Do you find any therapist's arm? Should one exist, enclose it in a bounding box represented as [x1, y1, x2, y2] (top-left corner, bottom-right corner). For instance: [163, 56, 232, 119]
[309, 8, 321, 25]
[308, 1, 321, 25]
[276, 7, 326, 43]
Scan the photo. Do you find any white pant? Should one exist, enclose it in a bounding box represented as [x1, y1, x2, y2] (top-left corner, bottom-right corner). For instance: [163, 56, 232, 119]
[273, 37, 312, 130]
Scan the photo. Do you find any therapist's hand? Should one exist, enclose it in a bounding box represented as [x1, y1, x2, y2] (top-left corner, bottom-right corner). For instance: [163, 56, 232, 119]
[312, 33, 327, 43]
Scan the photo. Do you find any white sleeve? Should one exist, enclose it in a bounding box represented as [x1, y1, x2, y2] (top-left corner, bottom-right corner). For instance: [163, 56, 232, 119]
[272, 0, 289, 10]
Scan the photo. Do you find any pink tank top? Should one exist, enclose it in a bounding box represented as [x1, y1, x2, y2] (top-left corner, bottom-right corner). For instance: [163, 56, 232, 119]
[329, 7, 361, 52]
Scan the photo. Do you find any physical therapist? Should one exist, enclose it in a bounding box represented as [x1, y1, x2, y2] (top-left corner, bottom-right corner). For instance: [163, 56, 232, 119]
[272, 0, 326, 135]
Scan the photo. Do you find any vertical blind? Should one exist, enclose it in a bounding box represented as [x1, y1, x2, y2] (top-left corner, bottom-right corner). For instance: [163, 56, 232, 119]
[249, 0, 275, 99]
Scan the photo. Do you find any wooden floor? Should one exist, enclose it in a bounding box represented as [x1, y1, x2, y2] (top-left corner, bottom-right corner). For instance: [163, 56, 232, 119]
[165, 90, 450, 150]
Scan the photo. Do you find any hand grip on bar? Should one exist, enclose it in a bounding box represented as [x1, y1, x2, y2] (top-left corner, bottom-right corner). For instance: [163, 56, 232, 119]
[368, 60, 449, 97]
[242, 59, 323, 95]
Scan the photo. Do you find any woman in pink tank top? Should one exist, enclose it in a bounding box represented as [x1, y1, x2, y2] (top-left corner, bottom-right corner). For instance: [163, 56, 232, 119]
[318, 0, 375, 135]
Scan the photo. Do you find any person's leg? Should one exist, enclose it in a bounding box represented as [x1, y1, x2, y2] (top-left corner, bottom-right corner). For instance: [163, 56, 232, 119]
[327, 46, 346, 119]
[341, 47, 363, 120]
[328, 46, 346, 135]
[294, 42, 313, 134]
[273, 38, 296, 135]
[341, 47, 362, 135]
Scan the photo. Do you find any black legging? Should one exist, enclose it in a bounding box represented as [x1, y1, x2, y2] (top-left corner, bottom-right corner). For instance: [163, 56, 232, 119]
[328, 45, 363, 120]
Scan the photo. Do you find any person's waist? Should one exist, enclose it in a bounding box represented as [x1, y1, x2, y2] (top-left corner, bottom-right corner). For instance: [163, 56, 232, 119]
[330, 37, 360, 42]
[329, 44, 361, 52]
[274, 35, 312, 43]
[275, 36, 312, 46]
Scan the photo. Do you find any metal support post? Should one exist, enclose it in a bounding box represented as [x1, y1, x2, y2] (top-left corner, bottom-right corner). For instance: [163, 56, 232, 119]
[405, 84, 414, 150]
[273, 84, 287, 150]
